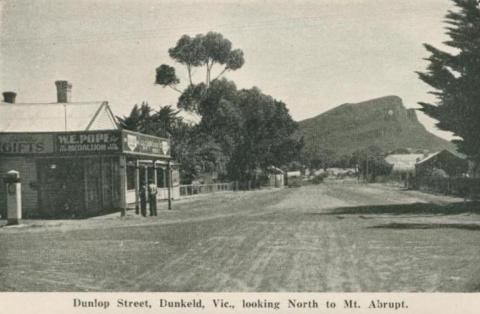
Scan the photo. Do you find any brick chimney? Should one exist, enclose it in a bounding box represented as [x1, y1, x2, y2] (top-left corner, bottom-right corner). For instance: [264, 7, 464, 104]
[55, 80, 72, 103]
[2, 91, 17, 104]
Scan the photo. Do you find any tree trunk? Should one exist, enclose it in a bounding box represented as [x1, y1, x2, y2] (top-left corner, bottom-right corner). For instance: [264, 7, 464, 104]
[187, 65, 193, 86]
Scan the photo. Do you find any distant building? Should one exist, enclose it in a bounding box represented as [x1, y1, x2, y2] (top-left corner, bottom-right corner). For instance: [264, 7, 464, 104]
[325, 167, 356, 177]
[285, 170, 302, 187]
[385, 149, 469, 189]
[385, 153, 427, 188]
[415, 150, 468, 179]
[265, 166, 284, 188]
[0, 81, 178, 219]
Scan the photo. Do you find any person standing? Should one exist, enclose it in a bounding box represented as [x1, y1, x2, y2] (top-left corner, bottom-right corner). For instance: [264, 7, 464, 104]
[148, 179, 158, 216]
[139, 183, 147, 217]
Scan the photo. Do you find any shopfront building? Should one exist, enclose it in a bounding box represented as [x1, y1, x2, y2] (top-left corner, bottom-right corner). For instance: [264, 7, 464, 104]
[0, 81, 179, 219]
[0, 129, 176, 218]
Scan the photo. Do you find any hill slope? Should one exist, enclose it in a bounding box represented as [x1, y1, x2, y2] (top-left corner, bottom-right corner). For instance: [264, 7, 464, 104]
[297, 96, 455, 156]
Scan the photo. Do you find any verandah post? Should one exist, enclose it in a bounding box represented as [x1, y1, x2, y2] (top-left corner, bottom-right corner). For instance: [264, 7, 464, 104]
[167, 160, 172, 210]
[119, 156, 127, 217]
[134, 159, 140, 215]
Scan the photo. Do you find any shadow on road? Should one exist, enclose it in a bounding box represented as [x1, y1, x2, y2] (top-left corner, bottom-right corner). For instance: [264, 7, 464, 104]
[306, 201, 480, 216]
[368, 222, 480, 231]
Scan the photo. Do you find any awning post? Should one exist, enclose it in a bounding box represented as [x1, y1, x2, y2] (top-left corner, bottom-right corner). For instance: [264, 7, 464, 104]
[134, 160, 140, 215]
[153, 161, 158, 186]
[167, 160, 172, 210]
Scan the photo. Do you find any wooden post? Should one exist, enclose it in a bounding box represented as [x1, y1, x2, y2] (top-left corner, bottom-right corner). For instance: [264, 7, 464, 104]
[110, 158, 115, 206]
[144, 165, 148, 187]
[167, 161, 172, 210]
[119, 156, 127, 217]
[99, 157, 105, 209]
[162, 167, 167, 188]
[153, 161, 158, 186]
[83, 158, 89, 213]
[144, 165, 149, 215]
[134, 160, 140, 214]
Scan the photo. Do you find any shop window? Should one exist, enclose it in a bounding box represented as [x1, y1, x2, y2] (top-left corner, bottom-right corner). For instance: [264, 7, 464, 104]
[147, 167, 155, 183]
[172, 169, 180, 186]
[127, 166, 135, 190]
[139, 168, 146, 186]
[157, 168, 165, 188]
[126, 164, 169, 189]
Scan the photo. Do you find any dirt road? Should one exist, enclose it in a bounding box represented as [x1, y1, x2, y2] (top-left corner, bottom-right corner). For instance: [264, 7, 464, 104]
[1, 183, 480, 291]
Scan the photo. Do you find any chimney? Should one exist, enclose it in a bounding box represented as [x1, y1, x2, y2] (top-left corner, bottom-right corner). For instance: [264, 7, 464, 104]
[3, 91, 17, 104]
[55, 80, 72, 103]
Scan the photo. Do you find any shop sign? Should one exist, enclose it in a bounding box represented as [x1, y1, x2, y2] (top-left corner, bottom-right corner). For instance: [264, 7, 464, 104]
[0, 131, 169, 157]
[122, 131, 170, 157]
[0, 133, 54, 154]
[56, 132, 121, 154]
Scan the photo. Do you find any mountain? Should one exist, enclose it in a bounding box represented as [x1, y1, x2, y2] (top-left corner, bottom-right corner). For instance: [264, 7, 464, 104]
[297, 95, 455, 156]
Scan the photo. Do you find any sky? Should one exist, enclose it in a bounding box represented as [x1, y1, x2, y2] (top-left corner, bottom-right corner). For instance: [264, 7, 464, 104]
[0, 0, 455, 139]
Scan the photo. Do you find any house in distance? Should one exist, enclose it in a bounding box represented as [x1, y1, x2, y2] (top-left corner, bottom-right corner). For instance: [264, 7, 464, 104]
[415, 150, 469, 179]
[385, 153, 427, 188]
[385, 149, 469, 189]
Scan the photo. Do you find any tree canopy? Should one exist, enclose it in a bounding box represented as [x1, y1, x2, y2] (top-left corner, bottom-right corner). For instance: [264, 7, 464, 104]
[118, 102, 182, 138]
[417, 0, 480, 172]
[155, 31, 245, 103]
[352, 146, 392, 182]
[119, 32, 303, 184]
[227, 85, 301, 180]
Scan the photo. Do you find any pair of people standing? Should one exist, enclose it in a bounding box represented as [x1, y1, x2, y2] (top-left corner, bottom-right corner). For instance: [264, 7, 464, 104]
[139, 180, 158, 216]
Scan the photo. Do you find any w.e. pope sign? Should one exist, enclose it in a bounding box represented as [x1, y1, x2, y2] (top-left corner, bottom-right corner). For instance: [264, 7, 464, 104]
[56, 132, 121, 153]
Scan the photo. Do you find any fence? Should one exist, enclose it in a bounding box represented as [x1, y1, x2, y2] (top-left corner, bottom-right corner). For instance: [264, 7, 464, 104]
[179, 182, 236, 197]
[416, 177, 480, 200]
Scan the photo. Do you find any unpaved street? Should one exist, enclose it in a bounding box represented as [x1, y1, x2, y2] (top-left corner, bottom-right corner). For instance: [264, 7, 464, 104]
[1, 183, 480, 292]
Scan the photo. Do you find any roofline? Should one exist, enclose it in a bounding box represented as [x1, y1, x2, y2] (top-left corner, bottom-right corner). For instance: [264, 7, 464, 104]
[416, 151, 441, 164]
[385, 153, 426, 157]
[3, 101, 105, 106]
[102, 101, 120, 128]
[85, 101, 107, 131]
[416, 149, 465, 165]
[83, 101, 121, 130]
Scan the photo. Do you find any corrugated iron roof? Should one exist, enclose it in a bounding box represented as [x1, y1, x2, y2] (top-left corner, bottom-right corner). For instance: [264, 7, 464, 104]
[0, 102, 117, 132]
[385, 153, 429, 172]
[415, 151, 442, 165]
[267, 166, 284, 174]
[416, 149, 466, 165]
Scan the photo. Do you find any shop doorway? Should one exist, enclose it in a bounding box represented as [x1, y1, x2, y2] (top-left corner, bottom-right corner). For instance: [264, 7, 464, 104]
[37, 158, 85, 218]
